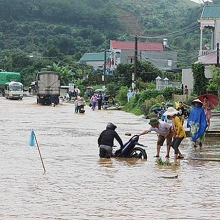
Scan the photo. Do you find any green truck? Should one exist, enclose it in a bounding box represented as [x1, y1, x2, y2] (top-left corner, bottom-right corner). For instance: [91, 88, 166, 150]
[0, 72, 21, 94]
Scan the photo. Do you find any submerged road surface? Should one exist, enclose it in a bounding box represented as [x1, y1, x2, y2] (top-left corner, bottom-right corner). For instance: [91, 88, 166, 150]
[1, 96, 220, 220]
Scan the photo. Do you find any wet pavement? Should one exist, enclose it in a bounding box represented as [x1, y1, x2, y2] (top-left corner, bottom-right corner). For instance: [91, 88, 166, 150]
[1, 96, 220, 220]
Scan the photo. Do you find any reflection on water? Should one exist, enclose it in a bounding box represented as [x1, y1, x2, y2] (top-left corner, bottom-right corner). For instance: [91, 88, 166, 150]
[1, 97, 220, 219]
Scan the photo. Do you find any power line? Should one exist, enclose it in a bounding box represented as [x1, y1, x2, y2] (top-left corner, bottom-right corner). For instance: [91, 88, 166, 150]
[135, 24, 199, 40]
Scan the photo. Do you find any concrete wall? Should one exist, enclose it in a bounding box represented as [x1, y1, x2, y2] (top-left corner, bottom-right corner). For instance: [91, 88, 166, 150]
[140, 51, 178, 70]
[182, 68, 193, 95]
[173, 94, 188, 102]
[85, 61, 103, 69]
[119, 50, 177, 70]
[182, 66, 213, 95]
[205, 65, 212, 78]
[215, 20, 220, 46]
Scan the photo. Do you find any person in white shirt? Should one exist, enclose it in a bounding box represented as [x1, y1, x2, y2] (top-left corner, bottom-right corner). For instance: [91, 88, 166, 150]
[139, 118, 172, 158]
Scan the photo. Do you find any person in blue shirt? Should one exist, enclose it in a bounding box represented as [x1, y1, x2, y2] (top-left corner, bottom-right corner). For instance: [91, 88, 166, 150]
[187, 99, 208, 148]
[160, 102, 168, 122]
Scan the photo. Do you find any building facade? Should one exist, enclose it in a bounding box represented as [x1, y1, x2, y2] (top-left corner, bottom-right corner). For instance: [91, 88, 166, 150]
[79, 39, 178, 72]
[109, 40, 177, 71]
[182, 4, 220, 94]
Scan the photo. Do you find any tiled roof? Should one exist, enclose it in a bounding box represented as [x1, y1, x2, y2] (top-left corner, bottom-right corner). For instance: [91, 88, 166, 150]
[201, 6, 220, 18]
[110, 40, 163, 51]
[197, 52, 217, 65]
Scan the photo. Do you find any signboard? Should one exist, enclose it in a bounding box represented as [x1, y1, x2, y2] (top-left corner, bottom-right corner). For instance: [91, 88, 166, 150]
[69, 83, 75, 92]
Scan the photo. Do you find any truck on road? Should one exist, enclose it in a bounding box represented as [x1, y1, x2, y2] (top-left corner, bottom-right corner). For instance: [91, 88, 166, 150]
[36, 71, 61, 105]
[0, 72, 21, 95]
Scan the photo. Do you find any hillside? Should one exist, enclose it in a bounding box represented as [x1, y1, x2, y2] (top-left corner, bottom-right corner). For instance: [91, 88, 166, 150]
[0, 0, 206, 68]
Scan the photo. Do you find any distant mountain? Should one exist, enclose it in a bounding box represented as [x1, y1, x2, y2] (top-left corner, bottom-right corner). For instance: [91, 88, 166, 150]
[0, 0, 205, 67]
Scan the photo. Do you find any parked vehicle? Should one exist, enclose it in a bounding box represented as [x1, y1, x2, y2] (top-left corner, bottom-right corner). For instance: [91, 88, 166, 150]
[78, 97, 85, 113]
[153, 107, 164, 119]
[36, 71, 60, 105]
[153, 105, 190, 119]
[0, 72, 21, 95]
[113, 135, 147, 160]
[102, 97, 120, 110]
[4, 81, 23, 100]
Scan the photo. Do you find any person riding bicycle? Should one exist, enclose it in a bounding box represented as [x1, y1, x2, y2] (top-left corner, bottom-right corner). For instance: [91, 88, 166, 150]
[98, 123, 123, 158]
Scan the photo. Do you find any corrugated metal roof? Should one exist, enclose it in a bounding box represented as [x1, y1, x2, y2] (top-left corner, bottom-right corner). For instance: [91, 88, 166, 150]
[201, 6, 220, 18]
[197, 52, 217, 65]
[110, 40, 163, 51]
[79, 52, 106, 62]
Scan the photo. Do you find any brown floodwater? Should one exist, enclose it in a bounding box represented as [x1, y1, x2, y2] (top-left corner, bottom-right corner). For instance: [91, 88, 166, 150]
[1, 96, 220, 220]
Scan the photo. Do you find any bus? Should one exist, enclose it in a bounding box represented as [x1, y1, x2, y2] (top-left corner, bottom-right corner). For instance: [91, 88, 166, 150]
[4, 81, 23, 100]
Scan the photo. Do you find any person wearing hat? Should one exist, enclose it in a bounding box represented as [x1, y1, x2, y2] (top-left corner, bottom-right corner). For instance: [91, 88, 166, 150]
[139, 117, 172, 158]
[187, 99, 207, 148]
[163, 107, 185, 164]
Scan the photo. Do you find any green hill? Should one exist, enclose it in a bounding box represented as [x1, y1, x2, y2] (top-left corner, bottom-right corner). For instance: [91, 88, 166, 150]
[0, 0, 206, 68]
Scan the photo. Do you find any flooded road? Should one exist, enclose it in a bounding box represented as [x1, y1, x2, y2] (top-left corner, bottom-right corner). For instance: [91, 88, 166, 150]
[1, 96, 220, 220]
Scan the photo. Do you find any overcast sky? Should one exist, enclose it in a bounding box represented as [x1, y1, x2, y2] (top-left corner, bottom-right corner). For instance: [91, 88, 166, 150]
[191, 0, 212, 3]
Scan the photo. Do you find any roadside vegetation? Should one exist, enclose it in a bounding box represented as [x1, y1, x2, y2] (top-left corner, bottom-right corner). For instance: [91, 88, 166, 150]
[0, 1, 219, 114]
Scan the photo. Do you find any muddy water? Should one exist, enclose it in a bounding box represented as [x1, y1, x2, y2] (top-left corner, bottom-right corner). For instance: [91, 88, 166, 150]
[1, 96, 220, 220]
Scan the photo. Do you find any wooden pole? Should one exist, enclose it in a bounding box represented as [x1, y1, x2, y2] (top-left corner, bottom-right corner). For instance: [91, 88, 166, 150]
[33, 132, 46, 174]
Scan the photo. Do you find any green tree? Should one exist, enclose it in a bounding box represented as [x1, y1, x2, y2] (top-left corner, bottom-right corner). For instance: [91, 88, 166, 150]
[44, 62, 73, 85]
[207, 66, 220, 97]
[137, 61, 162, 83]
[192, 62, 207, 95]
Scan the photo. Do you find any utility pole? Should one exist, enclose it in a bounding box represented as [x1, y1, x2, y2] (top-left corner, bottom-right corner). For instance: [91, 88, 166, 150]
[217, 43, 219, 67]
[103, 49, 107, 86]
[134, 36, 138, 82]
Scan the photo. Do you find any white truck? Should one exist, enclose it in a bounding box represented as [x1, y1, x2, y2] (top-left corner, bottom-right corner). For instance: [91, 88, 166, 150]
[36, 71, 60, 105]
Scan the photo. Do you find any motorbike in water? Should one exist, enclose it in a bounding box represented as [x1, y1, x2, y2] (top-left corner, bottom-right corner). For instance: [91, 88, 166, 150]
[78, 104, 85, 113]
[113, 135, 147, 160]
[78, 97, 85, 113]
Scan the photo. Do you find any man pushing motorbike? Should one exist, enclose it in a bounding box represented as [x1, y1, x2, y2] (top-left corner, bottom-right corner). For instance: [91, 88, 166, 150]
[98, 123, 123, 158]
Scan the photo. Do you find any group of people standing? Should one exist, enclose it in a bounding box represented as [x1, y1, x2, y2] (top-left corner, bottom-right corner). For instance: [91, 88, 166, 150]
[140, 96, 211, 163]
[97, 95, 213, 165]
[139, 106, 186, 164]
[90, 91, 110, 111]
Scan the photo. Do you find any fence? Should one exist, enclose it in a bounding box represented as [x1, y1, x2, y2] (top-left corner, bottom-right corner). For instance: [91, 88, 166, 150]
[156, 76, 181, 90]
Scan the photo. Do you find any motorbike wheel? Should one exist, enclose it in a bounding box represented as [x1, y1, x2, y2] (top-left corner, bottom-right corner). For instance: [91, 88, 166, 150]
[128, 147, 147, 160]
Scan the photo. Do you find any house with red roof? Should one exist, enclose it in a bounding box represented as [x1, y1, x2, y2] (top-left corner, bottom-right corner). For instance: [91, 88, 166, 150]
[79, 39, 178, 72]
[109, 40, 177, 71]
